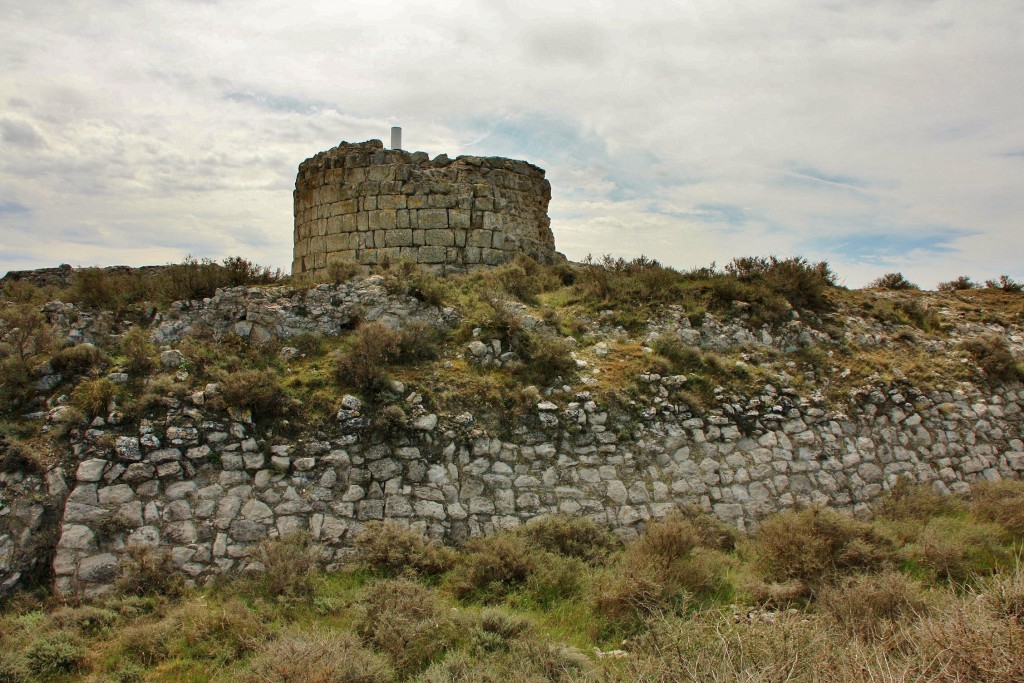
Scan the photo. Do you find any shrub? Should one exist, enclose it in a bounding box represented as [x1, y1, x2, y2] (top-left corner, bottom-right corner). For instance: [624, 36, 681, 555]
[218, 369, 291, 420]
[515, 516, 620, 565]
[324, 258, 363, 284]
[971, 480, 1024, 536]
[449, 533, 539, 602]
[913, 517, 1009, 582]
[250, 532, 320, 598]
[119, 326, 157, 375]
[178, 598, 270, 664]
[751, 507, 893, 589]
[818, 571, 930, 639]
[519, 332, 576, 385]
[244, 627, 394, 683]
[869, 272, 920, 290]
[24, 629, 85, 676]
[334, 322, 401, 394]
[594, 561, 677, 629]
[50, 604, 120, 636]
[49, 342, 105, 375]
[378, 257, 446, 306]
[981, 563, 1024, 624]
[984, 275, 1023, 292]
[116, 545, 186, 597]
[875, 479, 962, 522]
[961, 333, 1021, 382]
[354, 521, 457, 578]
[724, 255, 837, 310]
[69, 377, 117, 418]
[0, 438, 52, 474]
[110, 618, 178, 667]
[291, 331, 326, 357]
[937, 275, 978, 291]
[356, 579, 455, 675]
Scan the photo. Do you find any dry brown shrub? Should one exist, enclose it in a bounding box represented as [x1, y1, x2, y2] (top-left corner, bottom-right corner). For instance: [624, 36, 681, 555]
[449, 533, 539, 602]
[116, 545, 186, 597]
[69, 377, 117, 418]
[111, 617, 178, 667]
[962, 333, 1022, 381]
[971, 479, 1024, 536]
[218, 369, 291, 421]
[593, 561, 675, 629]
[244, 627, 394, 683]
[356, 579, 454, 675]
[49, 343, 105, 375]
[515, 515, 621, 565]
[818, 571, 930, 640]
[178, 598, 271, 663]
[354, 521, 456, 578]
[250, 532, 320, 598]
[874, 478, 963, 521]
[752, 507, 894, 588]
[334, 321, 401, 394]
[982, 562, 1024, 624]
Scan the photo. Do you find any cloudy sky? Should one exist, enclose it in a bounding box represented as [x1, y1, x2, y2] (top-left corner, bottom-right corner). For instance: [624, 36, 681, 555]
[2, 0, 1023, 287]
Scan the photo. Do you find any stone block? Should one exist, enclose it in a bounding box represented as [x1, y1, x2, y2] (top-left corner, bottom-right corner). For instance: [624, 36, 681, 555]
[418, 208, 448, 229]
[408, 195, 429, 209]
[481, 248, 505, 265]
[467, 230, 491, 248]
[417, 245, 447, 263]
[448, 209, 470, 229]
[377, 195, 406, 209]
[384, 229, 414, 247]
[424, 229, 454, 246]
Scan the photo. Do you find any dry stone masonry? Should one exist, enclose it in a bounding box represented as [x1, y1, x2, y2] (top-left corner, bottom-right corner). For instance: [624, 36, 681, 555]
[292, 139, 558, 277]
[1, 281, 1022, 598]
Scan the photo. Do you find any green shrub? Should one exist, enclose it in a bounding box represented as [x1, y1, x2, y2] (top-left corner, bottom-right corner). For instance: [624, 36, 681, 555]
[0, 437, 52, 474]
[245, 627, 394, 683]
[751, 507, 893, 589]
[912, 516, 1009, 582]
[50, 604, 120, 636]
[938, 275, 978, 291]
[218, 368, 291, 420]
[119, 326, 158, 375]
[869, 272, 920, 290]
[24, 629, 85, 676]
[356, 579, 455, 675]
[69, 377, 117, 418]
[354, 521, 457, 578]
[724, 255, 837, 310]
[292, 331, 326, 357]
[961, 333, 1021, 382]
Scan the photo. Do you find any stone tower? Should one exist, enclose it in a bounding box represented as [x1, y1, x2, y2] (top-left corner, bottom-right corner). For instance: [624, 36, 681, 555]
[292, 139, 559, 276]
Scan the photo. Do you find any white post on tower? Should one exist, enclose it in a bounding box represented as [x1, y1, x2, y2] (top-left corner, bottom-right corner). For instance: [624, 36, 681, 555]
[390, 126, 402, 150]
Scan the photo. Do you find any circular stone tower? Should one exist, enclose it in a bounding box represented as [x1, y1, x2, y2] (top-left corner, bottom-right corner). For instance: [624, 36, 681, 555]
[292, 139, 559, 277]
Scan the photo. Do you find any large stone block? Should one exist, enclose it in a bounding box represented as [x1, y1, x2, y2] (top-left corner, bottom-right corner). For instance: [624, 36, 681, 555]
[448, 209, 470, 229]
[424, 229, 454, 247]
[417, 245, 447, 263]
[418, 208, 448, 230]
[377, 195, 406, 209]
[384, 229, 414, 248]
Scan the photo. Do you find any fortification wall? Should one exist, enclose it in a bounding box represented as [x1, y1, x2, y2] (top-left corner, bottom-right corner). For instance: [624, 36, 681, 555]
[292, 140, 557, 276]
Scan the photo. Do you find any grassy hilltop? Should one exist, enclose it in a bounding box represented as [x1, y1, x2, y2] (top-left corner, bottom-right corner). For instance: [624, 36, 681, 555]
[1, 254, 1023, 682]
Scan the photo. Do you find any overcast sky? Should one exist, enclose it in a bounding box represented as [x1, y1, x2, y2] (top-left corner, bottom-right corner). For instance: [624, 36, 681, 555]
[2, 0, 1023, 287]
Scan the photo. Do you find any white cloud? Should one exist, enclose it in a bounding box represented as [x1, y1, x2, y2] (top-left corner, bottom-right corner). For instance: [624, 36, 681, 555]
[1, 0, 1023, 287]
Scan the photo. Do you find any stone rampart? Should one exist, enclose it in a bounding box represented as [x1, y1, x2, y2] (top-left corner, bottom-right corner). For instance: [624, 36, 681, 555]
[292, 140, 557, 277]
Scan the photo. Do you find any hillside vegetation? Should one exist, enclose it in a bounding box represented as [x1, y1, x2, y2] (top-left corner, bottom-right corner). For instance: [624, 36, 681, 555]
[1, 482, 1024, 682]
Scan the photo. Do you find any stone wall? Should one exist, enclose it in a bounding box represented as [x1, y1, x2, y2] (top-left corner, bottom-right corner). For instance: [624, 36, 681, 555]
[45, 372, 1024, 598]
[292, 140, 558, 277]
